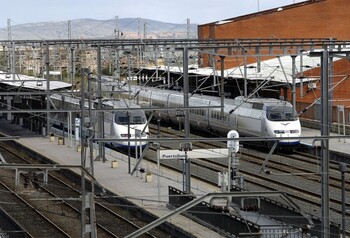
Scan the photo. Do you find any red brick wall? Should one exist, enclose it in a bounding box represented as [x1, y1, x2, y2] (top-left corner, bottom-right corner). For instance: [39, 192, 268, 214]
[199, 0, 350, 40]
[198, 0, 350, 112]
[293, 59, 350, 106]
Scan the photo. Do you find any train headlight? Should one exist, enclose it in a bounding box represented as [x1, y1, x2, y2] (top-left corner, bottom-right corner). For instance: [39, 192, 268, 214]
[290, 129, 300, 134]
[274, 130, 285, 134]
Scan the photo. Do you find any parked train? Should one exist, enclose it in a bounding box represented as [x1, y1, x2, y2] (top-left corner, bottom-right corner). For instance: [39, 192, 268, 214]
[122, 85, 301, 147]
[49, 93, 149, 149]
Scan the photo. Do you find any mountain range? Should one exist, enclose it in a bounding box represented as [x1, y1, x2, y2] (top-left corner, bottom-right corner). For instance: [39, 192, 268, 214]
[2, 18, 198, 40]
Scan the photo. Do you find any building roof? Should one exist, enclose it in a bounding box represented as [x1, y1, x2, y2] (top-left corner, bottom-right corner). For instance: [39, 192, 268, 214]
[203, 0, 324, 26]
[142, 53, 340, 85]
[0, 72, 72, 91]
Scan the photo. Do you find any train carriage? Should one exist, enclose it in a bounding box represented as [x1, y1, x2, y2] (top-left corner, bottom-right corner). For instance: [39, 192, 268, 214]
[50, 93, 149, 149]
[124, 85, 301, 147]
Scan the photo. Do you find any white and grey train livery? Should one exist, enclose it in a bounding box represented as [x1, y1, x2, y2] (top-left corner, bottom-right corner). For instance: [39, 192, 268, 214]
[125, 85, 301, 147]
[50, 93, 149, 149]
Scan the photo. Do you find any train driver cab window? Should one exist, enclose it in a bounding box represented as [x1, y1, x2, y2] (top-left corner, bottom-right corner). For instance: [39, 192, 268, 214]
[115, 111, 129, 124]
[268, 112, 282, 121]
[115, 111, 146, 125]
[266, 105, 297, 121]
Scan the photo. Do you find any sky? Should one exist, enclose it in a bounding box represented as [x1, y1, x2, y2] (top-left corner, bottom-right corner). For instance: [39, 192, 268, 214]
[2, 0, 307, 27]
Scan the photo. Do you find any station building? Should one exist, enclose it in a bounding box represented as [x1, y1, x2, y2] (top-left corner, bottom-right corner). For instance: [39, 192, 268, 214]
[198, 0, 350, 128]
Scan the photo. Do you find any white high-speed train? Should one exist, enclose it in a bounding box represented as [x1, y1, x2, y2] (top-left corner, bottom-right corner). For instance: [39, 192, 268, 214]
[49, 93, 149, 149]
[123, 85, 301, 147]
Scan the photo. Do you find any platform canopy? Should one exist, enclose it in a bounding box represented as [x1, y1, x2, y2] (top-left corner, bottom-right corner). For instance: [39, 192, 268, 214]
[142, 54, 343, 85]
[0, 71, 72, 91]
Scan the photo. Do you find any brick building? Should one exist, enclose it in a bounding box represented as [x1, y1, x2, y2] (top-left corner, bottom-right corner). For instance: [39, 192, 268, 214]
[198, 0, 350, 40]
[198, 0, 350, 124]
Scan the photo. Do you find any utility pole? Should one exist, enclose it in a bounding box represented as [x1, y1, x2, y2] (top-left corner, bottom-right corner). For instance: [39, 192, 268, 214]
[7, 19, 15, 80]
[186, 18, 190, 39]
[182, 46, 191, 193]
[320, 49, 330, 238]
[143, 21, 147, 39]
[114, 16, 119, 39]
[96, 45, 105, 163]
[220, 56, 225, 117]
[80, 68, 97, 238]
[67, 20, 72, 39]
[70, 47, 75, 87]
[7, 19, 12, 41]
[291, 55, 297, 118]
[45, 44, 50, 136]
[244, 50, 247, 97]
[137, 17, 141, 40]
[310, 49, 330, 238]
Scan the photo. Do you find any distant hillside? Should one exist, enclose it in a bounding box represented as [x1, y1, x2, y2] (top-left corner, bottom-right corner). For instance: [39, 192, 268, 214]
[1, 18, 198, 40]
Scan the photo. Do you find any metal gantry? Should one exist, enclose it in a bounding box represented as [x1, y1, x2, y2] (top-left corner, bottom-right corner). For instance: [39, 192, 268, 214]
[0, 38, 350, 237]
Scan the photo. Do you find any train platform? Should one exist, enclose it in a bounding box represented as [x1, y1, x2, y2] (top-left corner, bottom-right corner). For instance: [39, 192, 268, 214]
[300, 126, 350, 155]
[0, 119, 225, 238]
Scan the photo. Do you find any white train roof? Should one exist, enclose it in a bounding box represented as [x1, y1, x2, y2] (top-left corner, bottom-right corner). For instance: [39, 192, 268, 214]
[0, 71, 72, 91]
[142, 53, 343, 84]
[51, 92, 141, 110]
[130, 85, 288, 110]
[102, 99, 142, 109]
[233, 95, 291, 106]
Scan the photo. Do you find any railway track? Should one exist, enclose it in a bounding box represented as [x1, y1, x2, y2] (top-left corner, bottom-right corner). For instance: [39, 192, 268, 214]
[0, 170, 71, 237]
[148, 123, 349, 231]
[0, 141, 170, 238]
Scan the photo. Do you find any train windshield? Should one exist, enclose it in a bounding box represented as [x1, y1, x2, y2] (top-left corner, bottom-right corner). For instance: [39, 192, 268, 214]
[115, 111, 147, 125]
[266, 105, 297, 121]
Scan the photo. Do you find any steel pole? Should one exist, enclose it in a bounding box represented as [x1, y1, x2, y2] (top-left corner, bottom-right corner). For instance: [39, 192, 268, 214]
[321, 49, 330, 238]
[244, 50, 247, 97]
[220, 56, 225, 117]
[45, 43, 50, 135]
[183, 46, 191, 193]
[11, 42, 15, 80]
[291, 55, 297, 118]
[97, 44, 105, 162]
[80, 68, 86, 238]
[167, 49, 171, 88]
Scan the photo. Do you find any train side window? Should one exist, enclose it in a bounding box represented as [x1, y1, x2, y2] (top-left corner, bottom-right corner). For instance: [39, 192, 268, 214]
[142, 97, 149, 104]
[153, 100, 165, 108]
[253, 103, 263, 110]
[211, 111, 221, 120]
